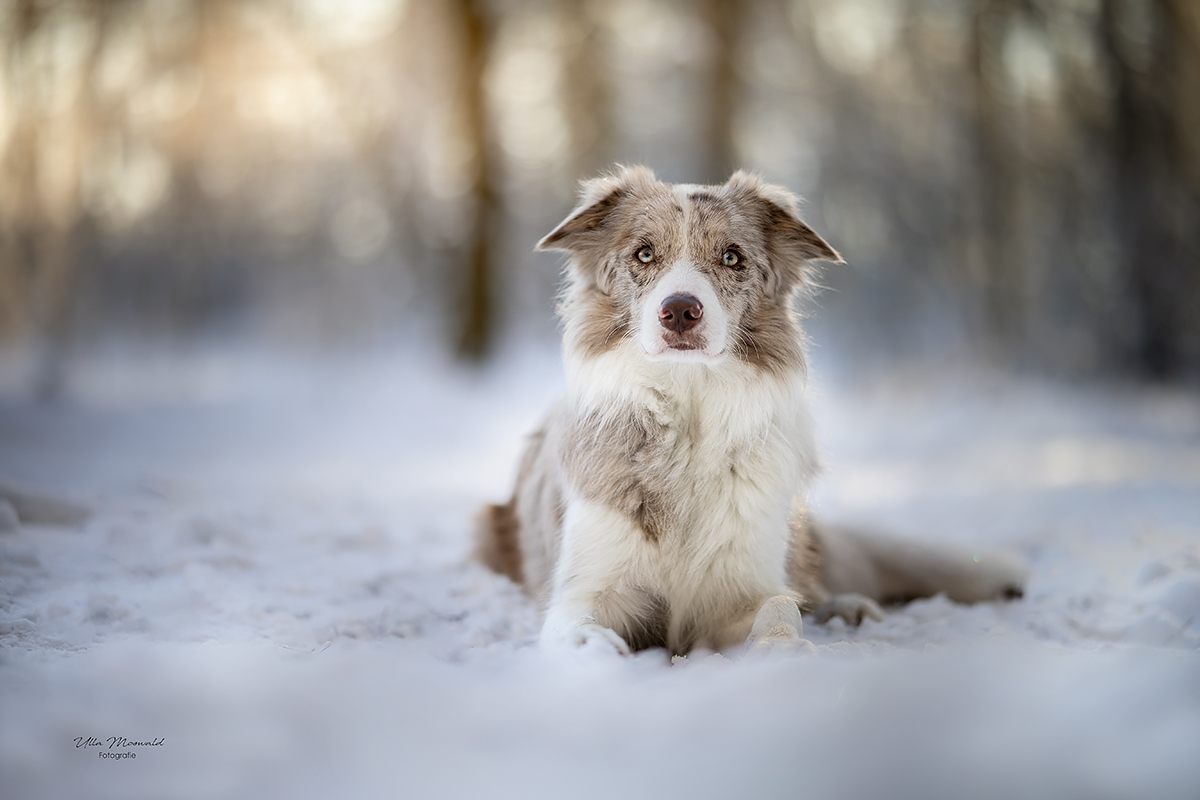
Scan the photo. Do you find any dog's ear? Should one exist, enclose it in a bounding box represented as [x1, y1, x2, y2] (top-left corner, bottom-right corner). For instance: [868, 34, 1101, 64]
[536, 165, 657, 252]
[724, 171, 841, 296]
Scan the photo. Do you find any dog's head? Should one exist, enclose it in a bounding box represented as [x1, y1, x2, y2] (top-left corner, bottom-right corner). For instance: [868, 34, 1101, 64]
[538, 165, 840, 372]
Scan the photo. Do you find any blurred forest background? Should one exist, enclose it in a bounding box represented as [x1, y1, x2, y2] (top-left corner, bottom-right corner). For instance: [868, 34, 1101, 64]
[2, 0, 1199, 397]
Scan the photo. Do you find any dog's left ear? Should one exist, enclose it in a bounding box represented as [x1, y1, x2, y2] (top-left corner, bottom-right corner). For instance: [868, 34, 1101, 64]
[724, 171, 841, 296]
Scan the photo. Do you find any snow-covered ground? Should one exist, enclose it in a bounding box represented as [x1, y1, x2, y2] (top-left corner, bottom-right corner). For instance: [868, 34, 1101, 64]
[1, 342, 1199, 799]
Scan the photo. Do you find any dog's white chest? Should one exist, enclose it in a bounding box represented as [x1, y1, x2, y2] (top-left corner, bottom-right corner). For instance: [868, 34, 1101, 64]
[653, 379, 806, 557]
[662, 400, 788, 524]
[554, 346, 820, 649]
[659, 365, 811, 500]
[588, 357, 814, 557]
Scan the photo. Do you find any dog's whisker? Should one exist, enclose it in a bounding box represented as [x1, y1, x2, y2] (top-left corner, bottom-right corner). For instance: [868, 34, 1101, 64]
[604, 322, 628, 347]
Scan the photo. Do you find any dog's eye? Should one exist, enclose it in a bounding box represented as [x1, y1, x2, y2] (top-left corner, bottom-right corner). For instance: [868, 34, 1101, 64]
[636, 245, 655, 263]
[722, 249, 741, 268]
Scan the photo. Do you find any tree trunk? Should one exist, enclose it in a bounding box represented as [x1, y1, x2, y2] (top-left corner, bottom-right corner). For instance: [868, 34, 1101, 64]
[1100, 0, 1200, 378]
[561, 1, 612, 179]
[451, 0, 495, 361]
[701, 0, 740, 184]
[969, 0, 1025, 349]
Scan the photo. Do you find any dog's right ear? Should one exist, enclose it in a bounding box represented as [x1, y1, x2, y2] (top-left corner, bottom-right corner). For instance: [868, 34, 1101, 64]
[536, 165, 656, 252]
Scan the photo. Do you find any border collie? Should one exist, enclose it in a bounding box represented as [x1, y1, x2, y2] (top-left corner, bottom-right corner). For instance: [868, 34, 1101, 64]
[478, 166, 1025, 655]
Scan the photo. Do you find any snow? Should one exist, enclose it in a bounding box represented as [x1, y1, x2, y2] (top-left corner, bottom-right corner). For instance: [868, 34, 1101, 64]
[2, 342, 1199, 800]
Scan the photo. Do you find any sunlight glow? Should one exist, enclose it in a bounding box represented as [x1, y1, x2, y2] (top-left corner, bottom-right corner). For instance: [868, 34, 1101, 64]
[812, 0, 902, 76]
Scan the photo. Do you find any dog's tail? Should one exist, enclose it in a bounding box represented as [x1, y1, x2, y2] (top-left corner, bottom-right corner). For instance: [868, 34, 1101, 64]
[475, 500, 524, 584]
[812, 520, 1026, 605]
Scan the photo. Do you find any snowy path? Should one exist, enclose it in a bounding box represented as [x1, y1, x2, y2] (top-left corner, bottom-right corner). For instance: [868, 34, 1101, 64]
[1, 346, 1198, 799]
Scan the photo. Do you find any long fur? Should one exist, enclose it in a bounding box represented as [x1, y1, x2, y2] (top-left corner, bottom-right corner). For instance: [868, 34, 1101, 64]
[478, 166, 1025, 656]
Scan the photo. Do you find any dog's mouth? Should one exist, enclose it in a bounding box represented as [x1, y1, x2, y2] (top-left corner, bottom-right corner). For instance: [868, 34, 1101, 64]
[659, 330, 707, 352]
[649, 332, 724, 361]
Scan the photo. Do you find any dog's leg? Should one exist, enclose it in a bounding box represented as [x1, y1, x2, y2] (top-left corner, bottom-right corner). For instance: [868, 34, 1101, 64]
[474, 501, 523, 584]
[539, 498, 643, 656]
[540, 603, 632, 655]
[812, 593, 884, 626]
[706, 594, 812, 653]
[788, 518, 885, 626]
[742, 595, 814, 653]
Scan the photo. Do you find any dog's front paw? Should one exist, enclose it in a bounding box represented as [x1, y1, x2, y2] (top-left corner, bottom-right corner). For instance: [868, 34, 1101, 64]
[813, 593, 884, 626]
[746, 595, 814, 653]
[541, 619, 632, 656]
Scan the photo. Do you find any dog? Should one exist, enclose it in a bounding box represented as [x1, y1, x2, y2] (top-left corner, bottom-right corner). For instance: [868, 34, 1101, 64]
[477, 165, 1025, 656]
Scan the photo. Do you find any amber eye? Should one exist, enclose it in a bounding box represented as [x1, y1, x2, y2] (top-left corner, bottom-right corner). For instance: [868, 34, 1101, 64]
[636, 245, 655, 263]
[722, 249, 741, 267]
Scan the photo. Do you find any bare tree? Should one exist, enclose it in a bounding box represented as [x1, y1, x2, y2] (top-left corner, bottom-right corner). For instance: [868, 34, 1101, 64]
[3, 0, 114, 398]
[700, 0, 741, 184]
[449, 0, 496, 360]
[560, 1, 613, 179]
[1101, 0, 1200, 377]
[969, 0, 1027, 350]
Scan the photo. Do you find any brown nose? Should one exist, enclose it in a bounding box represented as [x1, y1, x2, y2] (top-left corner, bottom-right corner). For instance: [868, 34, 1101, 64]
[659, 294, 703, 333]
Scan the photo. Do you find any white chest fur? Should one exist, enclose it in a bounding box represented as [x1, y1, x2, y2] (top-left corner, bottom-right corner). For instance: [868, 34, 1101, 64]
[550, 343, 820, 648]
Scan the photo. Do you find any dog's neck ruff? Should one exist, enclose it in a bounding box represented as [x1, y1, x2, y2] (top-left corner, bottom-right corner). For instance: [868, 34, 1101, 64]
[562, 337, 817, 475]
